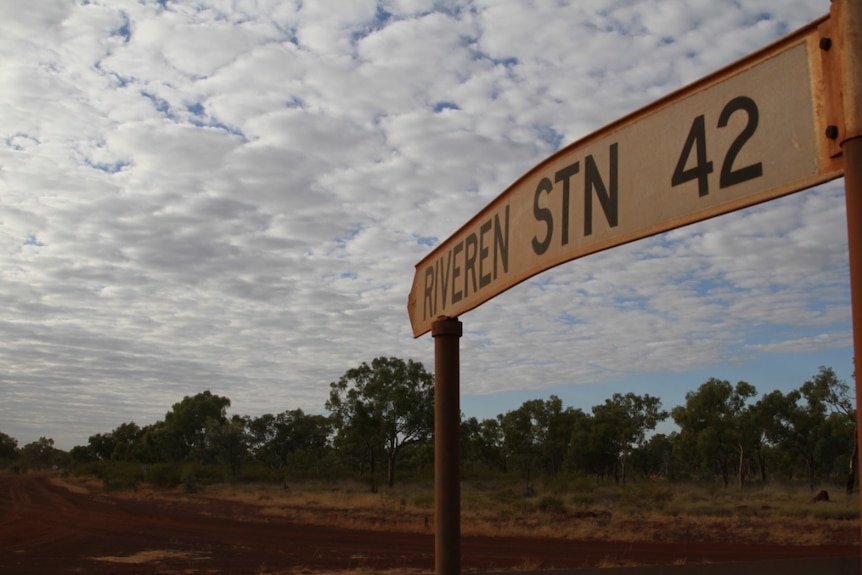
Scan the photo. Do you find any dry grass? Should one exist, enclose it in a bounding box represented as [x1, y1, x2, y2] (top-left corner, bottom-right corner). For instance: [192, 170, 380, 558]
[239, 568, 432, 575]
[92, 549, 208, 564]
[59, 474, 859, 547]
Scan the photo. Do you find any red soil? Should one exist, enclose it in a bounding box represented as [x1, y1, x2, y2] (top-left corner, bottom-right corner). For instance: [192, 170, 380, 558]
[0, 474, 857, 574]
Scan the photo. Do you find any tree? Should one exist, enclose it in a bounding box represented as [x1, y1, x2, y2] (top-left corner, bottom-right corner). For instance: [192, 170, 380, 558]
[569, 411, 615, 479]
[281, 410, 331, 474]
[672, 379, 756, 487]
[162, 391, 231, 463]
[19, 437, 60, 471]
[535, 398, 582, 477]
[111, 422, 144, 461]
[763, 367, 856, 490]
[326, 357, 433, 488]
[87, 422, 144, 461]
[247, 413, 280, 469]
[497, 396, 581, 486]
[206, 415, 248, 484]
[803, 367, 856, 493]
[630, 433, 674, 479]
[461, 416, 507, 473]
[498, 404, 539, 487]
[248, 409, 332, 476]
[591, 393, 667, 485]
[0, 432, 19, 467]
[87, 431, 116, 461]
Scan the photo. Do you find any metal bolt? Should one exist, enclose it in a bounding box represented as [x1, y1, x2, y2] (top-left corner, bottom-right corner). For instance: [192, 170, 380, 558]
[820, 37, 832, 51]
[826, 125, 839, 140]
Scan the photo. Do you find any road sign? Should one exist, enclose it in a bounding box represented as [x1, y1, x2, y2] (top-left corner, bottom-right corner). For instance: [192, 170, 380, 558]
[408, 15, 844, 338]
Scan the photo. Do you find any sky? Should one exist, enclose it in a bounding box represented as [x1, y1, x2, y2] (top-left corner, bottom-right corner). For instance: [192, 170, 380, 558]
[1, 0, 853, 451]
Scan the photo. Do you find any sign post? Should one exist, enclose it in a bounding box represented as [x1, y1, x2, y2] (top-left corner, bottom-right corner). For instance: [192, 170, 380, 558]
[833, 0, 862, 557]
[411, 3, 858, 573]
[432, 317, 462, 575]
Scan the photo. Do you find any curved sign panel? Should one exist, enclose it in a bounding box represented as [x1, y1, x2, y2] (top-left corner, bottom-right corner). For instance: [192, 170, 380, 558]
[408, 16, 843, 337]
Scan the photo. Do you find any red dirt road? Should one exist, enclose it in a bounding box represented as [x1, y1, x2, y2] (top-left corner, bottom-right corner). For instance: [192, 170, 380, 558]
[0, 474, 857, 574]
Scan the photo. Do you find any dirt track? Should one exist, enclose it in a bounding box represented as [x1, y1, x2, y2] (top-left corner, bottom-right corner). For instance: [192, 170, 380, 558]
[0, 474, 858, 574]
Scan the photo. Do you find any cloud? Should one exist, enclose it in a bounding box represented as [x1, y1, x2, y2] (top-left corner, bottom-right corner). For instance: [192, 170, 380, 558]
[0, 0, 847, 449]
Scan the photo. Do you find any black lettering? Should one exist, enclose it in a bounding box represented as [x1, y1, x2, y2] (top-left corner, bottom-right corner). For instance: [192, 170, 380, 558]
[438, 251, 451, 309]
[584, 143, 619, 236]
[464, 232, 478, 298]
[554, 162, 580, 246]
[531, 177, 553, 255]
[451, 241, 463, 304]
[478, 219, 492, 288]
[718, 96, 762, 188]
[423, 265, 435, 320]
[672, 115, 713, 196]
[494, 205, 509, 277]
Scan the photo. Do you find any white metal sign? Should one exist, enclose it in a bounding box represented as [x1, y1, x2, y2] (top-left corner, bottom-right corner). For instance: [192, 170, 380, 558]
[408, 16, 843, 337]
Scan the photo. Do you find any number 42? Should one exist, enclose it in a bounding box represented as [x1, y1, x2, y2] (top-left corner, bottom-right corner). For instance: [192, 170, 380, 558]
[671, 96, 764, 197]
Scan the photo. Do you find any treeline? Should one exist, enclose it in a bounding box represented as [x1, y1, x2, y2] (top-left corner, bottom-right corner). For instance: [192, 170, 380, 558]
[0, 358, 856, 493]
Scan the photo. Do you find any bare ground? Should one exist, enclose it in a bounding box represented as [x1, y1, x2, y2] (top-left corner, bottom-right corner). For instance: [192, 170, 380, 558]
[0, 473, 857, 574]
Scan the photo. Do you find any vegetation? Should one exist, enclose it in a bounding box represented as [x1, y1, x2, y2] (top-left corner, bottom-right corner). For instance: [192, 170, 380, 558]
[326, 356, 434, 490]
[53, 473, 857, 547]
[2, 361, 858, 506]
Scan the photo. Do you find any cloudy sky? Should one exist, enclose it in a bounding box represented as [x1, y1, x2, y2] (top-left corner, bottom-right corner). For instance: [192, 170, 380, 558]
[2, 0, 852, 450]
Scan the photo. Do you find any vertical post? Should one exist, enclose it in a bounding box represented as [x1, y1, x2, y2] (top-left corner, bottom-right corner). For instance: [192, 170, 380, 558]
[834, 0, 862, 558]
[432, 317, 462, 575]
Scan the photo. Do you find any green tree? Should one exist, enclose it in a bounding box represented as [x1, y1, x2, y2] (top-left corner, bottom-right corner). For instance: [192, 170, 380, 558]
[19, 437, 60, 471]
[87, 431, 116, 461]
[460, 416, 483, 472]
[763, 367, 855, 490]
[69, 444, 98, 464]
[536, 398, 582, 477]
[247, 409, 332, 475]
[326, 357, 433, 488]
[0, 432, 19, 468]
[591, 392, 667, 485]
[497, 396, 580, 485]
[247, 413, 281, 469]
[163, 390, 231, 463]
[630, 433, 674, 479]
[460, 416, 506, 473]
[282, 410, 331, 475]
[568, 411, 612, 479]
[111, 422, 144, 461]
[672, 379, 756, 487]
[498, 404, 539, 486]
[206, 415, 248, 484]
[87, 422, 144, 461]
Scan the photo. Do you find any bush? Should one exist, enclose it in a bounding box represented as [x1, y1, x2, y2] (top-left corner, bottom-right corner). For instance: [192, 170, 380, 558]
[537, 495, 567, 515]
[239, 463, 284, 483]
[147, 463, 183, 488]
[488, 488, 520, 505]
[71, 460, 141, 491]
[413, 492, 434, 509]
[101, 462, 143, 491]
[73, 460, 109, 479]
[627, 482, 675, 510]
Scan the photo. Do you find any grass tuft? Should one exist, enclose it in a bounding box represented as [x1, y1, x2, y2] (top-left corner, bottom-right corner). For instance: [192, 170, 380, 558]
[58, 474, 859, 546]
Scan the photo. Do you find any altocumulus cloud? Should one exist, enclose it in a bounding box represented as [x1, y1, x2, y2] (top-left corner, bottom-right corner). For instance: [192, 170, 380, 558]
[0, 0, 851, 449]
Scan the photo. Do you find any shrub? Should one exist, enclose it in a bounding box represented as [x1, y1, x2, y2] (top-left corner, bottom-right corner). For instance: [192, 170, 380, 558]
[537, 495, 566, 515]
[73, 460, 109, 479]
[488, 488, 520, 505]
[413, 492, 434, 509]
[239, 463, 284, 483]
[147, 463, 182, 488]
[101, 462, 143, 491]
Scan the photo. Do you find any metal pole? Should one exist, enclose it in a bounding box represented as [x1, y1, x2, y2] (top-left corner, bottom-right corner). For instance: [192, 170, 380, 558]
[833, 0, 862, 561]
[432, 317, 462, 575]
